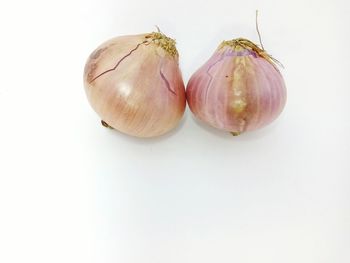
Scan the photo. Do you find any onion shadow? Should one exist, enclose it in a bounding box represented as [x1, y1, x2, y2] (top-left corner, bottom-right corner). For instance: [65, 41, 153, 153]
[190, 114, 280, 141]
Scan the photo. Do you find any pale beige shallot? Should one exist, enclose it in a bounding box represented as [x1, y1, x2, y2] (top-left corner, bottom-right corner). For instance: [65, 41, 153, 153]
[84, 32, 186, 138]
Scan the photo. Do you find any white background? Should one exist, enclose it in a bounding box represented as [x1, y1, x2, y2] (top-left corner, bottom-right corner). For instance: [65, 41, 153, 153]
[0, 0, 349, 262]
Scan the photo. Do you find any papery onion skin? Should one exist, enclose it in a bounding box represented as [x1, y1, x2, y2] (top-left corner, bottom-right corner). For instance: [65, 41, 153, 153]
[186, 38, 286, 135]
[84, 32, 186, 138]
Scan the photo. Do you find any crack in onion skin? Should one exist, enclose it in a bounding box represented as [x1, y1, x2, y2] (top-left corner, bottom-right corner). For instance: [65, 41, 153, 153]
[83, 33, 186, 138]
[186, 38, 287, 135]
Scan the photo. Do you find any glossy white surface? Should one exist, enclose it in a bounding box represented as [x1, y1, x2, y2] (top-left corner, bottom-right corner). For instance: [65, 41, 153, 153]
[0, 0, 349, 262]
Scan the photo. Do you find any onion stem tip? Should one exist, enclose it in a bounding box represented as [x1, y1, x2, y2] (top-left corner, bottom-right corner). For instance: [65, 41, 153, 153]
[101, 120, 113, 129]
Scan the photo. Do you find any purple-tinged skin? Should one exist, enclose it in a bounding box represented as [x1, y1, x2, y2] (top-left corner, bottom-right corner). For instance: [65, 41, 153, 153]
[186, 45, 286, 134]
[83, 34, 186, 138]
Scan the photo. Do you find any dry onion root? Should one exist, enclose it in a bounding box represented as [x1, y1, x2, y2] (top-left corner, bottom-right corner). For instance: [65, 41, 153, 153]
[84, 31, 186, 138]
[186, 37, 287, 136]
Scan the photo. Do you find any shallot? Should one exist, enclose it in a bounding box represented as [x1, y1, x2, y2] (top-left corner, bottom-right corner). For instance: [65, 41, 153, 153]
[186, 17, 286, 136]
[84, 31, 186, 138]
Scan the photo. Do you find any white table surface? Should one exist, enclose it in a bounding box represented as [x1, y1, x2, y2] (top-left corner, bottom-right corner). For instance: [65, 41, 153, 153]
[0, 0, 349, 262]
